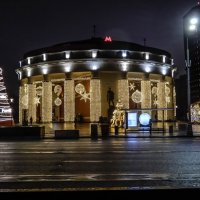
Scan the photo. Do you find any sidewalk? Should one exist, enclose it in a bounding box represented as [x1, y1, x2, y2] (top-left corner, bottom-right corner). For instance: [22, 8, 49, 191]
[42, 122, 200, 139]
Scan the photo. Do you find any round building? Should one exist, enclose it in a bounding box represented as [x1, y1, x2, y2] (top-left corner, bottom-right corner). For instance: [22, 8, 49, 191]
[16, 37, 176, 125]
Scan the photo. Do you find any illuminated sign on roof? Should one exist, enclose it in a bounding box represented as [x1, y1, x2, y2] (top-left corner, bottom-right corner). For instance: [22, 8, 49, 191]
[104, 36, 112, 42]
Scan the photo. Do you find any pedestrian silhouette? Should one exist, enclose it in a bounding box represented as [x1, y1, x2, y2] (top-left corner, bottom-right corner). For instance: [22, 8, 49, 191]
[30, 116, 33, 125]
[107, 87, 114, 107]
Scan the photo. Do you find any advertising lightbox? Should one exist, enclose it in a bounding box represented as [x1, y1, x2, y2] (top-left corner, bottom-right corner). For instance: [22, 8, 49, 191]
[127, 112, 138, 128]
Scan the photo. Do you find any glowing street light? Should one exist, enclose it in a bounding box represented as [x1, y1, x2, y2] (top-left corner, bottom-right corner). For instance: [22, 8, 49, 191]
[185, 17, 198, 136]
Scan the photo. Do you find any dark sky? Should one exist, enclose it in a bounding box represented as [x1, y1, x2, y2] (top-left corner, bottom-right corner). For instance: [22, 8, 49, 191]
[0, 0, 197, 98]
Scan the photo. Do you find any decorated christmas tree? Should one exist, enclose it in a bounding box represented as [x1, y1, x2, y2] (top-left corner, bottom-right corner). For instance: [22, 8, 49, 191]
[0, 67, 13, 126]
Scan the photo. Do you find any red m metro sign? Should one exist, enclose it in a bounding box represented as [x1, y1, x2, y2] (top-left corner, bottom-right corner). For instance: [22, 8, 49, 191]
[104, 36, 112, 42]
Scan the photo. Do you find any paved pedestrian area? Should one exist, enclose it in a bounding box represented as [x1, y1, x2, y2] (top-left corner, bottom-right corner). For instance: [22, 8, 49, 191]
[38, 122, 200, 139]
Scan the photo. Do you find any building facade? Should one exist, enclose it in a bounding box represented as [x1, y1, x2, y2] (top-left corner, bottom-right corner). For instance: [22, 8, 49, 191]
[16, 37, 176, 124]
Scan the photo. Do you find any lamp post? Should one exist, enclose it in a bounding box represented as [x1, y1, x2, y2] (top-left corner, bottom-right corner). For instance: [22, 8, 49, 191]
[185, 17, 198, 136]
[185, 38, 193, 136]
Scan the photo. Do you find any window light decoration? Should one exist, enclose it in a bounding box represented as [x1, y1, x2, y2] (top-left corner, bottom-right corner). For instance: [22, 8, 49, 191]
[131, 90, 142, 103]
[54, 85, 62, 106]
[75, 83, 90, 102]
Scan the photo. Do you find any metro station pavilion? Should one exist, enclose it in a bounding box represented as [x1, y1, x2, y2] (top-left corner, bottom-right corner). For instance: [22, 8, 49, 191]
[16, 37, 176, 124]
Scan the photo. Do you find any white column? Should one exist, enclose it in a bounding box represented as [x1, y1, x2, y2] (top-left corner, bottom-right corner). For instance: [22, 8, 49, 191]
[118, 80, 129, 109]
[42, 81, 52, 122]
[158, 81, 166, 120]
[173, 86, 176, 119]
[90, 79, 101, 122]
[19, 86, 23, 124]
[27, 84, 36, 122]
[64, 80, 75, 122]
[141, 80, 151, 109]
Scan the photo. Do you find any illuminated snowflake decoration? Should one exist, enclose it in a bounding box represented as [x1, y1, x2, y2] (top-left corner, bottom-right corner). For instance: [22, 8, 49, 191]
[131, 90, 142, 103]
[80, 93, 90, 103]
[153, 99, 158, 106]
[129, 83, 136, 91]
[75, 83, 90, 102]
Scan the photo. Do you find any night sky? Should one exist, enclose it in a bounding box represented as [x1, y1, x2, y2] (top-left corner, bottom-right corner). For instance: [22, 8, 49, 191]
[0, 0, 198, 98]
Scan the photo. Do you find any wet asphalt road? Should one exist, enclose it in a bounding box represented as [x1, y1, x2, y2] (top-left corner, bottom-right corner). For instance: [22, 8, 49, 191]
[0, 137, 200, 192]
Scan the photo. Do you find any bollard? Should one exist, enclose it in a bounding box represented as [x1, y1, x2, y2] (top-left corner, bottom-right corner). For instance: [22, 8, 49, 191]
[114, 125, 119, 135]
[91, 124, 98, 140]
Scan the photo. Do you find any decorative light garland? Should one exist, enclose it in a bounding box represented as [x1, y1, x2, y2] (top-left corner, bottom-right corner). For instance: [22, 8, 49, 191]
[64, 80, 75, 122]
[27, 84, 36, 122]
[42, 82, 52, 122]
[90, 79, 101, 122]
[141, 80, 151, 109]
[118, 80, 129, 109]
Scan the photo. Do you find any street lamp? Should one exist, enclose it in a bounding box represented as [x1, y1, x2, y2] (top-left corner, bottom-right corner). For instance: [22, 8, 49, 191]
[185, 17, 198, 136]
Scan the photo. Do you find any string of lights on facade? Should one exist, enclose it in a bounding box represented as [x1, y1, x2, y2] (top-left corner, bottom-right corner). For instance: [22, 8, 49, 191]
[16, 37, 176, 124]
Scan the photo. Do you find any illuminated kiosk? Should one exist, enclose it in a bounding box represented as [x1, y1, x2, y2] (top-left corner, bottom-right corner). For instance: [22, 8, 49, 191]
[16, 37, 176, 125]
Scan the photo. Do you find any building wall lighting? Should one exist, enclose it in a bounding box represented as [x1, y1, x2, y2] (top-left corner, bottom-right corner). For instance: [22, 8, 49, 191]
[42, 68, 48, 74]
[122, 63, 128, 71]
[43, 54, 47, 61]
[122, 51, 127, 58]
[65, 51, 70, 59]
[27, 68, 31, 77]
[92, 50, 97, 58]
[65, 65, 71, 72]
[92, 65, 97, 70]
[27, 57, 31, 65]
[162, 55, 166, 63]
[145, 53, 149, 60]
[161, 68, 167, 75]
